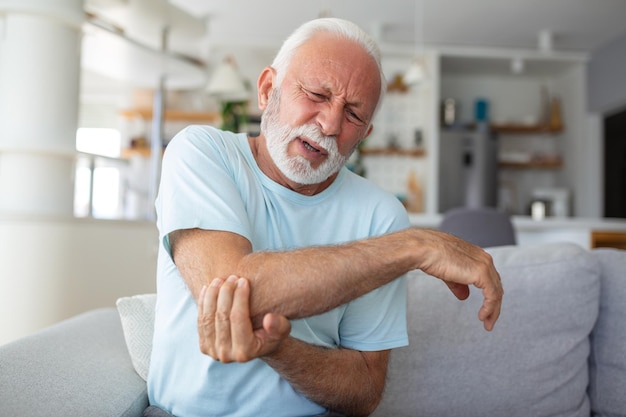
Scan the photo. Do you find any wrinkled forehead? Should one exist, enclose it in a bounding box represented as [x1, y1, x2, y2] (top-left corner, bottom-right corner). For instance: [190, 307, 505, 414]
[287, 33, 382, 110]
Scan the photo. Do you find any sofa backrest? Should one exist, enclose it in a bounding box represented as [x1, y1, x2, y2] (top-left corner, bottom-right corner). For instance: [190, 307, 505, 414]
[588, 248, 626, 417]
[373, 242, 610, 417]
[0, 308, 148, 417]
[89, 242, 626, 417]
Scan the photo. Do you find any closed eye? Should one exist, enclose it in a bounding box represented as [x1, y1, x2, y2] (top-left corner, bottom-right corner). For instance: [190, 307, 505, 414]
[303, 86, 367, 126]
[303, 88, 327, 102]
[346, 108, 366, 126]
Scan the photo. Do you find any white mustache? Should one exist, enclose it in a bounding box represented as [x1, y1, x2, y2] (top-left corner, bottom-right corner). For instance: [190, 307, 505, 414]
[289, 124, 338, 154]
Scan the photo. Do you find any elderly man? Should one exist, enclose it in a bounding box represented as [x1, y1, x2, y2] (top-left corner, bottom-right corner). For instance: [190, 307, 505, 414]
[148, 17, 503, 417]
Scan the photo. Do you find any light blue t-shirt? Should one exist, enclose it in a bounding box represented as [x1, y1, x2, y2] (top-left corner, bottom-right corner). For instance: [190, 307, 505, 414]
[148, 125, 410, 417]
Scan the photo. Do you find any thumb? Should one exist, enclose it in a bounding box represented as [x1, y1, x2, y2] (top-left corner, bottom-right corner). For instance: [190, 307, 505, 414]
[262, 313, 291, 340]
[444, 281, 470, 300]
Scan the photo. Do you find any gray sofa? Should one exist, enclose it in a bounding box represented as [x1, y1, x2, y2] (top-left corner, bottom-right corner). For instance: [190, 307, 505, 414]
[1, 242, 624, 417]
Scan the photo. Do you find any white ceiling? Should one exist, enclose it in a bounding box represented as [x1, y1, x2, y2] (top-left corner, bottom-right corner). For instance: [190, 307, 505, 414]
[168, 0, 626, 53]
[81, 0, 626, 96]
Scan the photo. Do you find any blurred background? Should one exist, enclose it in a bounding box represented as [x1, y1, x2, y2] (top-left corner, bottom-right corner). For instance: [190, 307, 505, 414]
[1, 0, 626, 343]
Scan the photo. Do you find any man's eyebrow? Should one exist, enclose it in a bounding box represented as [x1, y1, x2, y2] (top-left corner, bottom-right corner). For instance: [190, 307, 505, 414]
[304, 81, 368, 114]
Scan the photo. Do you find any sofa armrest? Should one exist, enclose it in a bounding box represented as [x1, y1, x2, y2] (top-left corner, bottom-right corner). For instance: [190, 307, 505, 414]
[0, 308, 148, 417]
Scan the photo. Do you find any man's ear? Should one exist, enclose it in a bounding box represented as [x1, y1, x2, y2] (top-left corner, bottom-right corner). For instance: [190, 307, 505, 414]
[257, 66, 276, 111]
[363, 124, 374, 139]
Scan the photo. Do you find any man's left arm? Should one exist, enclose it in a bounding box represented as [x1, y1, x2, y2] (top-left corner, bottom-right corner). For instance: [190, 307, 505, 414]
[263, 338, 389, 417]
[197, 276, 389, 416]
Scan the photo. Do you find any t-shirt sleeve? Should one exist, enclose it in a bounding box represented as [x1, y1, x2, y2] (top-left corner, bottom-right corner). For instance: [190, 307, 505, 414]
[339, 277, 408, 351]
[155, 125, 252, 257]
[338, 194, 410, 351]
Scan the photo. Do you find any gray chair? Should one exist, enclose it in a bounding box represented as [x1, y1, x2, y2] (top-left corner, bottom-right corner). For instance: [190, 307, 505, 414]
[439, 206, 516, 248]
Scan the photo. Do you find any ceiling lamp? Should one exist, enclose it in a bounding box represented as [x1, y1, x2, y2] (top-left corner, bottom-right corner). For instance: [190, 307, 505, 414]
[511, 57, 525, 74]
[206, 56, 249, 102]
[538, 29, 554, 53]
[403, 0, 427, 85]
[404, 58, 427, 84]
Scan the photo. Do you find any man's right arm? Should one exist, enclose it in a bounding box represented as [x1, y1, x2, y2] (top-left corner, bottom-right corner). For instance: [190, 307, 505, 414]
[170, 226, 503, 331]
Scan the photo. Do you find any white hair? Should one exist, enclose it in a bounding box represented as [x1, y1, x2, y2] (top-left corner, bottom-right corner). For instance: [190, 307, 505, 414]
[271, 17, 386, 116]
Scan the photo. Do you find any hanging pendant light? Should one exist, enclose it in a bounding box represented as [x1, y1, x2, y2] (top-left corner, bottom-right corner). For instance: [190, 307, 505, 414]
[404, 0, 427, 85]
[206, 56, 250, 132]
[404, 58, 426, 85]
[206, 56, 249, 102]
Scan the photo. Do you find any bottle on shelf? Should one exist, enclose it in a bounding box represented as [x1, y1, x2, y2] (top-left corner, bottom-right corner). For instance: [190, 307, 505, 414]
[549, 97, 563, 131]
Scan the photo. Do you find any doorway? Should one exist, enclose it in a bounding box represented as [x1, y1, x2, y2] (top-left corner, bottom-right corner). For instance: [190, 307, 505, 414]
[604, 107, 626, 218]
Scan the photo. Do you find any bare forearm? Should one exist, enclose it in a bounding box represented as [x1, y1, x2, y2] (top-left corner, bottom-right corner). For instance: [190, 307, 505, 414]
[262, 337, 388, 416]
[172, 227, 420, 321]
[196, 273, 390, 415]
[173, 226, 504, 332]
[238, 229, 420, 322]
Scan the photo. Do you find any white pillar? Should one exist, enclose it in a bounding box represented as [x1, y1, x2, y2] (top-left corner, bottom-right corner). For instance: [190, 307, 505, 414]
[0, 0, 84, 216]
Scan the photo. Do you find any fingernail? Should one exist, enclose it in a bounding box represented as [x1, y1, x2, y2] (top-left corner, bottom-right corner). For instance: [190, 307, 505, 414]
[227, 275, 238, 283]
[210, 278, 222, 288]
[237, 278, 246, 287]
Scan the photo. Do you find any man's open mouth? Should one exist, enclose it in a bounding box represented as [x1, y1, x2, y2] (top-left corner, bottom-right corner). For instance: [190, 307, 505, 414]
[300, 138, 328, 155]
[303, 141, 320, 152]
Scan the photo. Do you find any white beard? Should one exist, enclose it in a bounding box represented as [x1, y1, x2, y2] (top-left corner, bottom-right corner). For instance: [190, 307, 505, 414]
[260, 89, 354, 185]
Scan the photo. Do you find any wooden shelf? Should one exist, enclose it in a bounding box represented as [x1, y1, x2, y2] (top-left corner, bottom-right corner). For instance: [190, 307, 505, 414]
[491, 123, 563, 134]
[591, 230, 626, 250]
[120, 109, 219, 122]
[442, 123, 563, 134]
[360, 147, 426, 157]
[120, 147, 153, 159]
[498, 159, 563, 169]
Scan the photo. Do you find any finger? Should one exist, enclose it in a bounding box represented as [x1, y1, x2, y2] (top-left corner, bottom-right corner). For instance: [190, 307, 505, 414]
[230, 279, 292, 361]
[229, 278, 256, 361]
[215, 275, 239, 360]
[197, 285, 208, 349]
[478, 273, 504, 331]
[198, 284, 207, 315]
[198, 278, 222, 356]
[479, 296, 502, 331]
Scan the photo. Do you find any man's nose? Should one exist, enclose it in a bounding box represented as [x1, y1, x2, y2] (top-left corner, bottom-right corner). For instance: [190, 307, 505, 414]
[317, 104, 342, 137]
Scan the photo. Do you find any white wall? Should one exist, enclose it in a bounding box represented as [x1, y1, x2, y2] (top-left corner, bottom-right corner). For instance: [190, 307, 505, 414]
[588, 31, 626, 114]
[0, 216, 158, 345]
[557, 64, 602, 217]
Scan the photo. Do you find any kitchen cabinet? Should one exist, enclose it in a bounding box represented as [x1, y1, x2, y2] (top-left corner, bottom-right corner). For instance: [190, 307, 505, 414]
[368, 46, 593, 216]
[437, 50, 589, 215]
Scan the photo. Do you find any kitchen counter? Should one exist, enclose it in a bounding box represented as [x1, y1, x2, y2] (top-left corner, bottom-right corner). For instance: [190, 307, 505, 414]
[408, 213, 626, 249]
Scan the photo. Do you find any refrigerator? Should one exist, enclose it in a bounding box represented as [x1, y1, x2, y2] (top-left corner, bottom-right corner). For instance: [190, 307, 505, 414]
[438, 123, 498, 212]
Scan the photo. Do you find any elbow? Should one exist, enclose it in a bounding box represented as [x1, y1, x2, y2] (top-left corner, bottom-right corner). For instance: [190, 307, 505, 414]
[326, 386, 382, 417]
[350, 387, 384, 417]
[362, 393, 383, 417]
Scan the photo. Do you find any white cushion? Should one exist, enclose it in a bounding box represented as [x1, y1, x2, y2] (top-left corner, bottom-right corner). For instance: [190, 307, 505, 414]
[116, 293, 156, 381]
